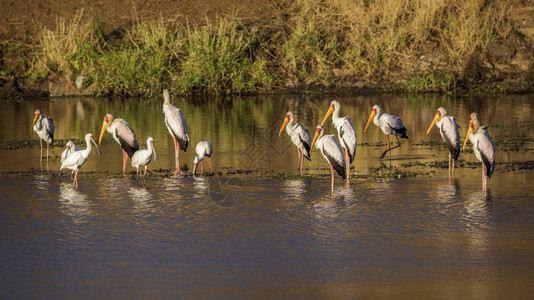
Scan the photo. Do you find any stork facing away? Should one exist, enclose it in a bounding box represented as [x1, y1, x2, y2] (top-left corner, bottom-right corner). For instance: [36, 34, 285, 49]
[162, 89, 189, 172]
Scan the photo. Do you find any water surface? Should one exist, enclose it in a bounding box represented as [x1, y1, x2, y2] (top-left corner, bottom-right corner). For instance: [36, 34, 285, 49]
[1, 94, 533, 298]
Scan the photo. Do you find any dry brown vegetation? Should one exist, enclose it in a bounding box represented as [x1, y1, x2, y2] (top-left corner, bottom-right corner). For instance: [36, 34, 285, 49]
[1, 0, 533, 98]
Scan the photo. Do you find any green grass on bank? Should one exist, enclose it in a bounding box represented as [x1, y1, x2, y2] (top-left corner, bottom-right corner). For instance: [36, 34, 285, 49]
[0, 0, 525, 97]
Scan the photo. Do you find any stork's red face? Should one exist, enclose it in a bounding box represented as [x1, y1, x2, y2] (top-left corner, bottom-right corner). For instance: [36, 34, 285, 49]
[316, 126, 321, 133]
[437, 109, 441, 117]
[104, 114, 110, 123]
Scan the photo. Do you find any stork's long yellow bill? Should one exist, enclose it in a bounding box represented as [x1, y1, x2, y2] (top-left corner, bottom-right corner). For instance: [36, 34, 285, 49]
[426, 114, 440, 135]
[320, 106, 334, 127]
[98, 119, 109, 144]
[364, 110, 376, 132]
[30, 114, 39, 134]
[462, 121, 474, 150]
[310, 130, 320, 151]
[278, 116, 290, 136]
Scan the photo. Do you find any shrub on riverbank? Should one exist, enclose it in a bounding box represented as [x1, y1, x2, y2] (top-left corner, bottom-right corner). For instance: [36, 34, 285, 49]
[1, 0, 530, 97]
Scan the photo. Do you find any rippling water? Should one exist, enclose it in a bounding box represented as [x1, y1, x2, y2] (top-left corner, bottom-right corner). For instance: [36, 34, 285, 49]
[1, 94, 534, 297]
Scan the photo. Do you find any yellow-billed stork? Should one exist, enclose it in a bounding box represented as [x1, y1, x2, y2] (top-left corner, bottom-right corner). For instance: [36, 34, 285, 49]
[278, 111, 311, 176]
[31, 109, 55, 170]
[320, 100, 356, 182]
[310, 125, 346, 193]
[98, 113, 139, 173]
[162, 89, 189, 171]
[462, 112, 496, 193]
[364, 104, 408, 160]
[426, 107, 461, 177]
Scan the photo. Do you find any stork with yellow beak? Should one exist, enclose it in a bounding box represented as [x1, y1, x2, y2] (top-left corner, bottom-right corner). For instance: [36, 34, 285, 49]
[462, 112, 496, 193]
[99, 113, 139, 173]
[426, 107, 461, 177]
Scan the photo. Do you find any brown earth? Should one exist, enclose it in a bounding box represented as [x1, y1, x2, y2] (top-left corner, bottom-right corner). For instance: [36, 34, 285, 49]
[0, 0, 278, 41]
[1, 1, 534, 97]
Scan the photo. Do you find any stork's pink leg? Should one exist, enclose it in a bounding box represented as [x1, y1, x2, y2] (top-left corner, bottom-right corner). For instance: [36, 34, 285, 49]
[200, 161, 205, 175]
[209, 158, 213, 173]
[329, 163, 335, 193]
[144, 166, 147, 181]
[46, 141, 50, 171]
[344, 147, 350, 183]
[122, 149, 128, 174]
[74, 169, 79, 190]
[173, 136, 180, 171]
[39, 139, 43, 169]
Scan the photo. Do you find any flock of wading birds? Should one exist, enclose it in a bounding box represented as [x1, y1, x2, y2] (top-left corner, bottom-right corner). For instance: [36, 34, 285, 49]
[30, 90, 496, 192]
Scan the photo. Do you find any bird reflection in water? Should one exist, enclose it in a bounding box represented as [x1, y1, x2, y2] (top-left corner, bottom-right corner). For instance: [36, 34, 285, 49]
[58, 182, 91, 224]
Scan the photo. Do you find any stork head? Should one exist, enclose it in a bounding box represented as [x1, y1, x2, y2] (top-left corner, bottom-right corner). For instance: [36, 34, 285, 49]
[462, 112, 479, 150]
[426, 107, 447, 135]
[310, 125, 324, 150]
[98, 114, 113, 144]
[31, 109, 41, 134]
[278, 111, 293, 136]
[364, 105, 380, 133]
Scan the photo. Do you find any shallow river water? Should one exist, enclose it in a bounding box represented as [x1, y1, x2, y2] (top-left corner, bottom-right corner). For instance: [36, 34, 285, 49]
[1, 94, 533, 298]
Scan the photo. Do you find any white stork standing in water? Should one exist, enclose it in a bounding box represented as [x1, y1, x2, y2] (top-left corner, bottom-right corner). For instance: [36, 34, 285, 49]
[98, 113, 139, 173]
[364, 104, 408, 161]
[193, 141, 214, 175]
[131, 137, 159, 182]
[462, 112, 496, 193]
[426, 107, 461, 178]
[278, 111, 311, 176]
[31, 109, 55, 170]
[310, 125, 346, 193]
[162, 89, 189, 171]
[320, 100, 357, 182]
[60, 140, 81, 179]
[60, 133, 101, 190]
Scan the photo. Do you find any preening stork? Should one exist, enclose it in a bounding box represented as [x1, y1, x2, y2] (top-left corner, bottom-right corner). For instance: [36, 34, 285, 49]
[462, 112, 496, 193]
[162, 89, 189, 171]
[193, 141, 214, 175]
[320, 100, 356, 182]
[278, 111, 311, 176]
[426, 107, 461, 177]
[31, 109, 55, 170]
[98, 113, 139, 173]
[59, 133, 101, 190]
[60, 140, 81, 179]
[131, 137, 159, 182]
[310, 125, 346, 193]
[364, 104, 408, 161]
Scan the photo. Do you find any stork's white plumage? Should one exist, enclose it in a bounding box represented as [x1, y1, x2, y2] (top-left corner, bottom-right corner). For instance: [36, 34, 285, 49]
[364, 104, 408, 160]
[462, 112, 496, 193]
[426, 107, 461, 177]
[278, 111, 311, 176]
[193, 141, 214, 175]
[162, 89, 189, 171]
[60, 133, 101, 190]
[131, 137, 158, 182]
[31, 109, 55, 170]
[98, 113, 139, 173]
[310, 125, 346, 193]
[320, 100, 356, 181]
